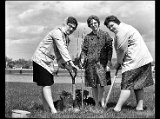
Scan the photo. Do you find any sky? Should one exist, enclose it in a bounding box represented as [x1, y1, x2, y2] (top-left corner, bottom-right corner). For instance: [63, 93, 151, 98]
[5, 1, 155, 61]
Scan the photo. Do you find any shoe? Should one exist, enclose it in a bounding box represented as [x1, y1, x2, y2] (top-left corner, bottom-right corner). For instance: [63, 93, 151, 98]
[107, 80, 111, 85]
[51, 109, 57, 114]
[98, 101, 102, 107]
[89, 107, 103, 114]
[113, 108, 121, 113]
[73, 107, 80, 113]
[101, 98, 105, 107]
[136, 106, 147, 111]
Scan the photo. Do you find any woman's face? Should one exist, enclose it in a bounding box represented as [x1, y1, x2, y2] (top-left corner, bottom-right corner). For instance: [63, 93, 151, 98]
[89, 19, 99, 32]
[66, 23, 76, 35]
[107, 21, 119, 33]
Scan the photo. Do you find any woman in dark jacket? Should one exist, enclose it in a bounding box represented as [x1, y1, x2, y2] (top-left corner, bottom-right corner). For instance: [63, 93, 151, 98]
[80, 15, 113, 109]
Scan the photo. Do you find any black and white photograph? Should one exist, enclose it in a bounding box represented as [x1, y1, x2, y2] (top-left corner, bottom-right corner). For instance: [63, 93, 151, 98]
[5, 1, 155, 118]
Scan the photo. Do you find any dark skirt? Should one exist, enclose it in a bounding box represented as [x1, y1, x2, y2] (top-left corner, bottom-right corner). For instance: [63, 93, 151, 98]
[85, 62, 111, 88]
[33, 61, 54, 86]
[121, 63, 154, 90]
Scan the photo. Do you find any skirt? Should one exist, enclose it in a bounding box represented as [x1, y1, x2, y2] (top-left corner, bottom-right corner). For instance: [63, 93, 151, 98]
[85, 62, 111, 88]
[33, 61, 54, 86]
[121, 63, 154, 90]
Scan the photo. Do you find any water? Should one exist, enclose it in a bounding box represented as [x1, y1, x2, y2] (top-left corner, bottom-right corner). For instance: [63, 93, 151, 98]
[5, 74, 33, 83]
[5, 73, 86, 84]
[5, 72, 122, 84]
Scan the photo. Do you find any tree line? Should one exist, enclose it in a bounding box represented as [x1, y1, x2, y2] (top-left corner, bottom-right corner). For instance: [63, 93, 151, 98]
[5, 56, 155, 69]
[5, 56, 32, 69]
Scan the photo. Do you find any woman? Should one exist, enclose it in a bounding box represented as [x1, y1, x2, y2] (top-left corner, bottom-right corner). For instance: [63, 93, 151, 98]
[80, 15, 113, 109]
[32, 16, 78, 113]
[104, 15, 154, 112]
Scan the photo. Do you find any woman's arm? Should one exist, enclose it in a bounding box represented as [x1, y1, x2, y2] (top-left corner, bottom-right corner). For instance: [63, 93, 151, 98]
[80, 36, 89, 68]
[106, 33, 113, 68]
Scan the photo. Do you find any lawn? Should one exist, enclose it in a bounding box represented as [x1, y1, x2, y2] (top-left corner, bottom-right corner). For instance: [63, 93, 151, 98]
[5, 82, 155, 118]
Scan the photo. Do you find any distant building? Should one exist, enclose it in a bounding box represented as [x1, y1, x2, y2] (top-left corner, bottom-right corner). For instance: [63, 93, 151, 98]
[29, 66, 33, 69]
[14, 65, 23, 69]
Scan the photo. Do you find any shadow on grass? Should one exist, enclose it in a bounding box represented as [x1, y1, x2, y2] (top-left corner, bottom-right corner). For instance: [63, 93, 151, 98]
[122, 104, 135, 110]
[30, 103, 44, 111]
[107, 102, 147, 111]
[106, 102, 116, 108]
[107, 102, 137, 110]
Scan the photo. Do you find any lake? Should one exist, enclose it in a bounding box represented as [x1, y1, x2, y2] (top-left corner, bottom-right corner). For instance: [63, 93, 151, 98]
[5, 69, 155, 84]
[5, 71, 122, 84]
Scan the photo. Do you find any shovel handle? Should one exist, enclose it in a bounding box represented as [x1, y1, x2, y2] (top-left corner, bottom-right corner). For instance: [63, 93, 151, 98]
[103, 69, 119, 108]
[69, 69, 77, 105]
[69, 70, 77, 84]
[115, 69, 119, 76]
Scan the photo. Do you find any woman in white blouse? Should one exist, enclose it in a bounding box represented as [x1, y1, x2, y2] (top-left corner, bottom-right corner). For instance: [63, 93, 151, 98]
[104, 15, 154, 112]
[32, 16, 78, 114]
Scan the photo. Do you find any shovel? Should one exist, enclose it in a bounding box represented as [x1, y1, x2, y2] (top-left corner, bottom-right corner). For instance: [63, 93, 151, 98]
[102, 69, 119, 108]
[69, 69, 77, 107]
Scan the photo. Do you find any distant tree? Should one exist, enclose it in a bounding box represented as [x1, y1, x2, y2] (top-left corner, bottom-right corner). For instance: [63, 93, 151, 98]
[23, 60, 32, 69]
[7, 61, 15, 68]
[6, 56, 15, 68]
[5, 56, 12, 63]
[14, 58, 32, 69]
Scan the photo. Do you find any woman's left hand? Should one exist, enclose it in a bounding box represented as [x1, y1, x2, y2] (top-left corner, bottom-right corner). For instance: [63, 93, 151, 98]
[107, 60, 113, 69]
[114, 62, 121, 71]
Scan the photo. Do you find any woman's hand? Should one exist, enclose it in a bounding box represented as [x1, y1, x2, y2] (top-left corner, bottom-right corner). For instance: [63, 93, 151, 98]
[107, 60, 113, 69]
[79, 58, 85, 69]
[114, 62, 121, 71]
[65, 61, 79, 74]
[66, 61, 78, 79]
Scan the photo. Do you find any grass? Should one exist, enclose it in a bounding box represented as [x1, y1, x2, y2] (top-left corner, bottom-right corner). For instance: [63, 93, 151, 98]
[5, 82, 155, 118]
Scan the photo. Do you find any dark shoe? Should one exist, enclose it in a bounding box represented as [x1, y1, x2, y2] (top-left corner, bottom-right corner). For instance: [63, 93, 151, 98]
[98, 101, 102, 107]
[107, 80, 111, 85]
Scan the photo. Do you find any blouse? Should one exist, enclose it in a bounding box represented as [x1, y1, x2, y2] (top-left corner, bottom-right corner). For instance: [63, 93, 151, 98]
[115, 23, 153, 73]
[32, 26, 72, 74]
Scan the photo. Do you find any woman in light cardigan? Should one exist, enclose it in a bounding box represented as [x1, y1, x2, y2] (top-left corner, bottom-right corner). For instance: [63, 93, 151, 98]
[32, 17, 78, 114]
[104, 15, 154, 112]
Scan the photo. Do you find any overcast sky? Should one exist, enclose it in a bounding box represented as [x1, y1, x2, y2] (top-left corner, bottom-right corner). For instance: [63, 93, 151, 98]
[5, 1, 155, 61]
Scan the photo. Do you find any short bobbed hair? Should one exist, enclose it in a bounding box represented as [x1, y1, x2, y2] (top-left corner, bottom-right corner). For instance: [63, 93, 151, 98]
[104, 15, 121, 26]
[87, 15, 100, 27]
[66, 16, 78, 28]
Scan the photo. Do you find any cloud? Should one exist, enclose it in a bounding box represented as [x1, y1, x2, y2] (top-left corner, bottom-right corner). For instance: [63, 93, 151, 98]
[6, 25, 46, 41]
[5, 1, 155, 60]
[19, 9, 39, 19]
[17, 1, 112, 24]
[18, 1, 53, 19]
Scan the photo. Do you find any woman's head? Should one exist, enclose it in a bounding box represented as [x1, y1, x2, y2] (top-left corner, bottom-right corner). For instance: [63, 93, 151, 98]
[104, 15, 121, 33]
[87, 15, 100, 32]
[65, 16, 78, 35]
[104, 15, 121, 26]
[66, 16, 78, 28]
[87, 15, 100, 27]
